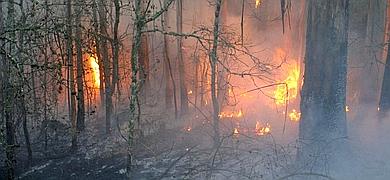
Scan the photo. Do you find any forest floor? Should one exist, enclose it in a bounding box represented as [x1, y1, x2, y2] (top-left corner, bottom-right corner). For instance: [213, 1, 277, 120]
[2, 105, 390, 180]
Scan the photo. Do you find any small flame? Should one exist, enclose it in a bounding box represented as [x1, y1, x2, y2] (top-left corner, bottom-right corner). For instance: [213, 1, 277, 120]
[378, 107, 380, 112]
[186, 127, 192, 132]
[345, 105, 350, 112]
[219, 109, 244, 119]
[289, 109, 301, 122]
[228, 87, 233, 96]
[234, 128, 239, 135]
[188, 90, 193, 95]
[255, 122, 271, 136]
[255, 0, 262, 8]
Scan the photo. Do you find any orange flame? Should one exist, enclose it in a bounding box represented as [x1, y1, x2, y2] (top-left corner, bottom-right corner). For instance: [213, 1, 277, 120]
[274, 64, 300, 105]
[219, 109, 243, 119]
[255, 0, 262, 8]
[89, 55, 100, 88]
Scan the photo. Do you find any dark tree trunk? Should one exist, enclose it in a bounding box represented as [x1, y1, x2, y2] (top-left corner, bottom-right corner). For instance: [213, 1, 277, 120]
[66, 0, 78, 151]
[379, 1, 390, 116]
[4, 1, 17, 179]
[75, 0, 85, 131]
[360, 0, 386, 104]
[298, 0, 349, 172]
[91, 0, 105, 105]
[112, 0, 120, 96]
[380, 46, 390, 115]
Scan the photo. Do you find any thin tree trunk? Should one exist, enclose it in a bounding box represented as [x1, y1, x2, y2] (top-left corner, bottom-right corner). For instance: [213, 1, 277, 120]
[22, 94, 32, 167]
[210, 0, 223, 148]
[176, 0, 189, 115]
[18, 0, 32, 167]
[75, 0, 85, 131]
[91, 0, 104, 106]
[161, 0, 178, 118]
[128, 0, 143, 176]
[298, 0, 349, 171]
[66, 0, 78, 151]
[98, 0, 113, 134]
[112, 0, 120, 96]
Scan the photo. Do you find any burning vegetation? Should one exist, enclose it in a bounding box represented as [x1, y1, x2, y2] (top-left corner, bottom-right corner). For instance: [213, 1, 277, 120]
[2, 0, 390, 179]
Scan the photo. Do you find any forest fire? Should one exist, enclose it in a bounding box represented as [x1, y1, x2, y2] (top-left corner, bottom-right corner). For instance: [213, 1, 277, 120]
[233, 128, 240, 136]
[274, 64, 300, 105]
[2, 0, 383, 179]
[88, 55, 100, 88]
[219, 109, 243, 119]
[289, 109, 301, 122]
[255, 122, 271, 136]
[255, 0, 262, 8]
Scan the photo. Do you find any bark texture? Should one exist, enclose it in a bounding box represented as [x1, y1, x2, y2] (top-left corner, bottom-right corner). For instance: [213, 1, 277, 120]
[298, 0, 349, 172]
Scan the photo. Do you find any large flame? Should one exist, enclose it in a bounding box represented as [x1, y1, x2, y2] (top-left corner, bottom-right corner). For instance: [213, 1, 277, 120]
[89, 55, 100, 88]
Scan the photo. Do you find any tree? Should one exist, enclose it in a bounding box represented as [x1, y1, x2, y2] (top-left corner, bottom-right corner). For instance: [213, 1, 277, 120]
[360, 0, 386, 104]
[379, 0, 390, 116]
[66, 0, 78, 151]
[128, 0, 175, 177]
[3, 1, 17, 179]
[161, 0, 178, 118]
[75, 0, 85, 131]
[176, 0, 189, 115]
[210, 0, 223, 148]
[97, 0, 113, 134]
[298, 0, 349, 171]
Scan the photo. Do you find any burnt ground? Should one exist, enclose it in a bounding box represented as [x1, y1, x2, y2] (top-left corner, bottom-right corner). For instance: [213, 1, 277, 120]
[0, 108, 299, 180]
[4, 107, 390, 179]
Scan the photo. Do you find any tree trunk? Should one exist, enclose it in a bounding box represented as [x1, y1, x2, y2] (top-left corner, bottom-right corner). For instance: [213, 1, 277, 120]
[75, 0, 85, 131]
[161, 0, 178, 118]
[66, 0, 78, 151]
[21, 94, 32, 167]
[139, 33, 150, 100]
[4, 1, 17, 179]
[379, 0, 390, 116]
[18, 0, 32, 167]
[91, 0, 105, 106]
[98, 0, 113, 134]
[298, 0, 349, 172]
[112, 0, 120, 96]
[210, 0, 223, 148]
[360, 0, 386, 104]
[177, 0, 189, 115]
[128, 0, 143, 176]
